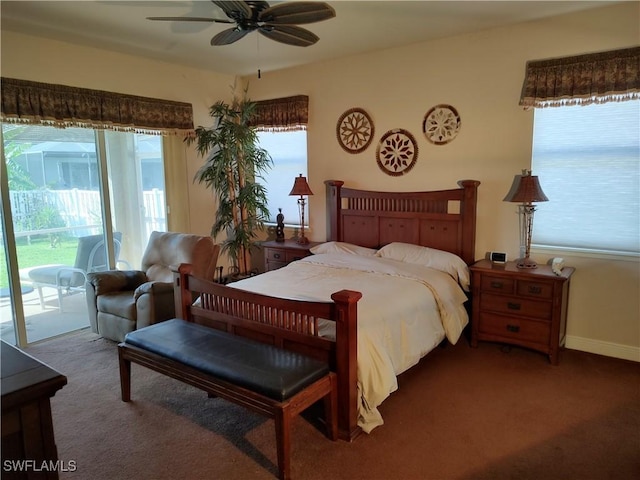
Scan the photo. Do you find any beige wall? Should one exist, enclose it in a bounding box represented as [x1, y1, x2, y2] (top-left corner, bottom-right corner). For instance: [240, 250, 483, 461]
[1, 2, 638, 360]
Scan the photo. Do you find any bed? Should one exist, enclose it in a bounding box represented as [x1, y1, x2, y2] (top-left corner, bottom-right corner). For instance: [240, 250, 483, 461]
[173, 179, 480, 441]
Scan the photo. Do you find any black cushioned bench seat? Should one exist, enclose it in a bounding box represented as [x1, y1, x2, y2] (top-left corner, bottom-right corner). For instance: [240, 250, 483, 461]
[123, 319, 330, 401]
[118, 318, 337, 480]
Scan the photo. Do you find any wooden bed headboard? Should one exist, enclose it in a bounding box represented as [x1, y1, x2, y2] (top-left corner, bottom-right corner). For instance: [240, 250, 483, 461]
[325, 180, 480, 265]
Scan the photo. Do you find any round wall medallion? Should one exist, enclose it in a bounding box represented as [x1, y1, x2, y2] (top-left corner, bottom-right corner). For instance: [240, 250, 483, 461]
[376, 128, 418, 176]
[336, 108, 374, 154]
[423, 104, 461, 145]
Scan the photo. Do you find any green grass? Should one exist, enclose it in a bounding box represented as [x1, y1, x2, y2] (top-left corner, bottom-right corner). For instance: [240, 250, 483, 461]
[1, 236, 78, 289]
[16, 236, 78, 266]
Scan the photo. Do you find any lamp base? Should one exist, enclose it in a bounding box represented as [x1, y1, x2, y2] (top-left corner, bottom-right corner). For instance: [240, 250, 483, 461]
[297, 236, 310, 245]
[515, 256, 538, 269]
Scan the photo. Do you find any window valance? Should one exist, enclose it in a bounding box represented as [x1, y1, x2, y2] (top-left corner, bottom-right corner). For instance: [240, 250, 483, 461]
[519, 46, 640, 108]
[249, 95, 308, 132]
[0, 77, 195, 137]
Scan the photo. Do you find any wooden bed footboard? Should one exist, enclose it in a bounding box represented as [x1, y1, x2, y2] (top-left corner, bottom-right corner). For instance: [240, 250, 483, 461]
[173, 263, 363, 441]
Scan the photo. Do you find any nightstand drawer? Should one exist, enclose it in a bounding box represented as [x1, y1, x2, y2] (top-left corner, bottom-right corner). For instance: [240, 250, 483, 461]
[262, 240, 319, 273]
[516, 279, 553, 299]
[266, 248, 288, 262]
[480, 275, 515, 294]
[480, 293, 552, 319]
[478, 312, 551, 345]
[266, 248, 311, 264]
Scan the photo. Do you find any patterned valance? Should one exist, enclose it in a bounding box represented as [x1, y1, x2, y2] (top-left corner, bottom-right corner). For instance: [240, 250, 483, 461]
[0, 77, 195, 137]
[249, 95, 308, 132]
[519, 46, 640, 108]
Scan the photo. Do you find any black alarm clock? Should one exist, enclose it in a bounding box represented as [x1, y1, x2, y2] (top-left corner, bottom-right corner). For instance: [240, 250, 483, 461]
[489, 251, 507, 264]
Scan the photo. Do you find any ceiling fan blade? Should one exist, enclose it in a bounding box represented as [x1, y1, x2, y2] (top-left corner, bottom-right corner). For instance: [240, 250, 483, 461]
[211, 1, 252, 20]
[146, 16, 233, 24]
[259, 2, 335, 25]
[211, 27, 250, 46]
[258, 25, 319, 47]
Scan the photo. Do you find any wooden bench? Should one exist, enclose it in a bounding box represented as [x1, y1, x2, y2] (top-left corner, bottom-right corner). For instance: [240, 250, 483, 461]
[118, 319, 337, 480]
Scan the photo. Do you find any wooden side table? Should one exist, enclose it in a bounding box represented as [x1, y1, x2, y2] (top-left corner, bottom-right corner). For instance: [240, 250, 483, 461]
[262, 240, 320, 272]
[1, 341, 67, 479]
[469, 259, 574, 365]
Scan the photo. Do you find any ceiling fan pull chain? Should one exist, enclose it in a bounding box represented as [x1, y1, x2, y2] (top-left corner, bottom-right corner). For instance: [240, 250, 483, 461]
[257, 33, 261, 79]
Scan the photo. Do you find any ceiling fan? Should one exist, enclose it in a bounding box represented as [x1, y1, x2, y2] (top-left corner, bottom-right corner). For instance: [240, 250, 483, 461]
[147, 1, 336, 47]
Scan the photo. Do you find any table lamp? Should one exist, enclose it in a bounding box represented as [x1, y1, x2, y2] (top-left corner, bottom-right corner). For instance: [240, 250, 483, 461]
[503, 170, 548, 268]
[289, 174, 313, 245]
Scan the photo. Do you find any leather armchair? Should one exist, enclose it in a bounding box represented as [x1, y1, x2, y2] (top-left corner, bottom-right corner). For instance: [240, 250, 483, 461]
[86, 231, 220, 342]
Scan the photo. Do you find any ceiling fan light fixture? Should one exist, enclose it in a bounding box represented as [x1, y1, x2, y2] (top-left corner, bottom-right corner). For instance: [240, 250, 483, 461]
[213, 1, 254, 19]
[211, 28, 250, 46]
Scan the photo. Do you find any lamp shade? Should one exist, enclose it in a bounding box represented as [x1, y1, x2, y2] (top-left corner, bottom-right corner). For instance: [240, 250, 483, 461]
[289, 174, 314, 196]
[503, 171, 548, 203]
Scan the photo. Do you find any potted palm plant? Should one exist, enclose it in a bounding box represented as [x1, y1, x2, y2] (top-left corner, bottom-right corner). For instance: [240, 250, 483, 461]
[189, 93, 272, 277]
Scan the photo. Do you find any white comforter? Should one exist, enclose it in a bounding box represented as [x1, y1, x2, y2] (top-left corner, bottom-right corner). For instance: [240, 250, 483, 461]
[229, 253, 469, 432]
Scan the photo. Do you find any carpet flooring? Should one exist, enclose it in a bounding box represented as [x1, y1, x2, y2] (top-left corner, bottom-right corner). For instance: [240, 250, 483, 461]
[24, 329, 640, 480]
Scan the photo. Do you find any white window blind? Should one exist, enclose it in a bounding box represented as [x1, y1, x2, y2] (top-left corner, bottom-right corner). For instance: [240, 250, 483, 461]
[531, 100, 640, 254]
[257, 130, 308, 226]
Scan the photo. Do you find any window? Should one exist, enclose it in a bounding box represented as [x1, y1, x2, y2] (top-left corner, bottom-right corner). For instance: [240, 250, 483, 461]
[257, 130, 308, 226]
[531, 100, 640, 254]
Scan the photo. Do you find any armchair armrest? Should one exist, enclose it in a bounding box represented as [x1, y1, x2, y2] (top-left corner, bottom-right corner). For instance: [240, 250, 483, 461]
[87, 270, 148, 296]
[85, 270, 147, 336]
[133, 280, 173, 301]
[134, 281, 176, 329]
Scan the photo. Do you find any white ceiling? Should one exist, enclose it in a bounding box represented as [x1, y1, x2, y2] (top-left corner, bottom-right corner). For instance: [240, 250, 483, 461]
[1, 1, 619, 77]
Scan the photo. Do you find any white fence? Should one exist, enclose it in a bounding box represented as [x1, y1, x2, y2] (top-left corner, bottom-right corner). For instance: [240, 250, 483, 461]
[9, 189, 166, 239]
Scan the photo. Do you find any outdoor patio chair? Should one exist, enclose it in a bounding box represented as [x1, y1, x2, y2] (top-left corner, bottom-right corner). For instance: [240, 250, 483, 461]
[19, 232, 124, 312]
[85, 231, 220, 342]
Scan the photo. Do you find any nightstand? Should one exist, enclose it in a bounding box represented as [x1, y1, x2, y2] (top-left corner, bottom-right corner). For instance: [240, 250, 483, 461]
[469, 259, 574, 365]
[262, 240, 320, 272]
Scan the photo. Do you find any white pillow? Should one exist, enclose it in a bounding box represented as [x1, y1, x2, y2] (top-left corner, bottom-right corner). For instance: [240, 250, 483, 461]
[376, 242, 470, 290]
[310, 241, 377, 256]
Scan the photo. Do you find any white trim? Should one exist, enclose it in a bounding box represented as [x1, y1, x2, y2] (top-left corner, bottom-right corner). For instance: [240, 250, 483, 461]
[531, 245, 640, 262]
[565, 335, 640, 362]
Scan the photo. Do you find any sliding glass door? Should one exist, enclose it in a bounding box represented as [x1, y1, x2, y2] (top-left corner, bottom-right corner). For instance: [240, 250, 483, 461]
[1, 124, 166, 346]
[0, 195, 21, 344]
[103, 131, 166, 266]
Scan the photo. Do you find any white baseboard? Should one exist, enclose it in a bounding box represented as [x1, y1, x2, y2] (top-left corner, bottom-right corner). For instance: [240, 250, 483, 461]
[565, 335, 640, 362]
